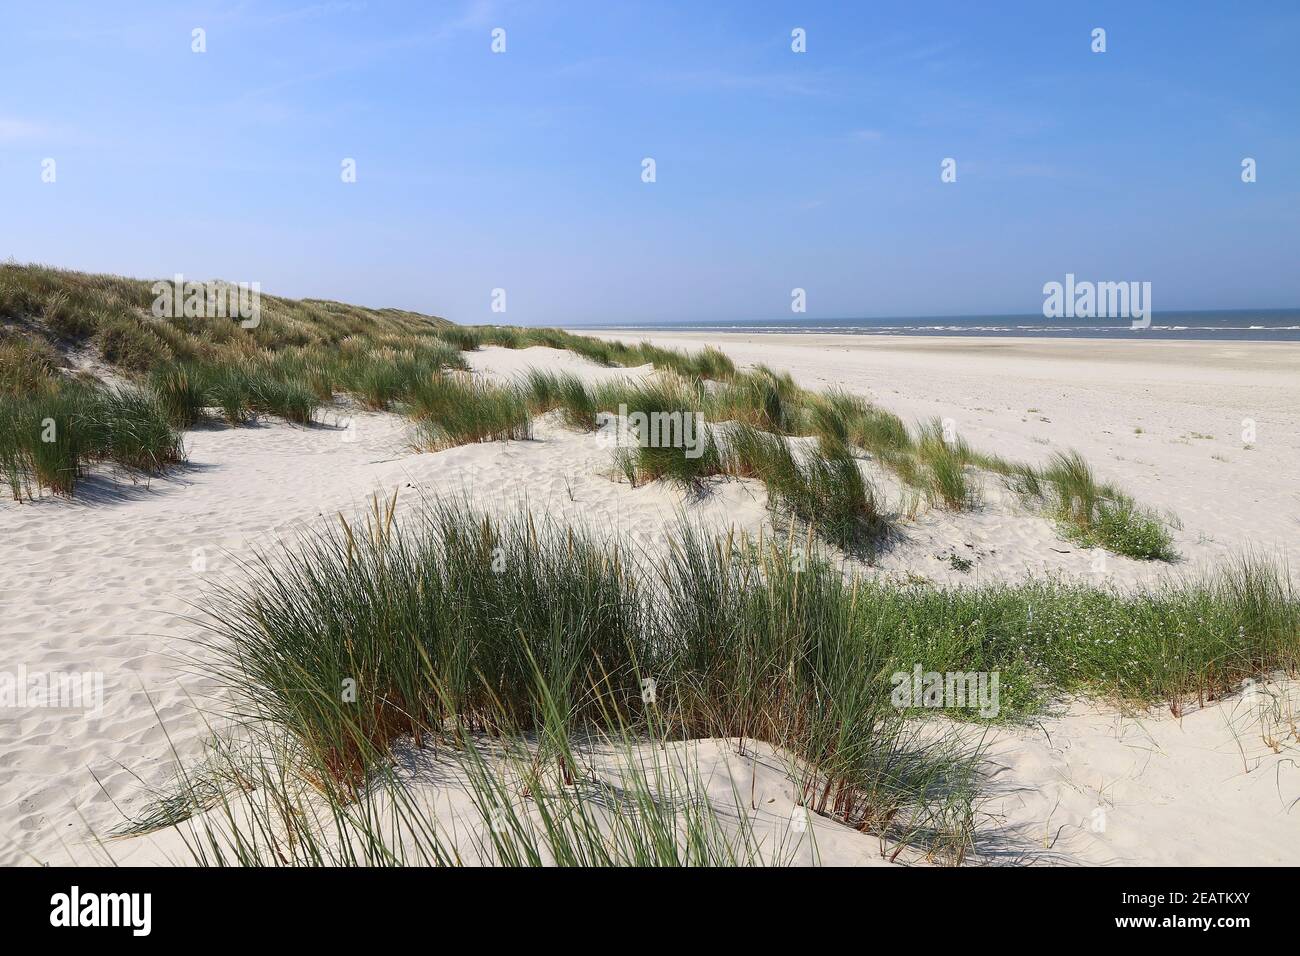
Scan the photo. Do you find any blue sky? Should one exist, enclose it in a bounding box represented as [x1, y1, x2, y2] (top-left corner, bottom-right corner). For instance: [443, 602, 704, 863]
[3, 1, 1298, 325]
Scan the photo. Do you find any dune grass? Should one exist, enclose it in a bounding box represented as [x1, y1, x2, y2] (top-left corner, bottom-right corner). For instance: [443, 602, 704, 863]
[718, 423, 886, 549]
[704, 366, 801, 434]
[1011, 451, 1177, 561]
[519, 369, 600, 430]
[514, 362, 1170, 561]
[0, 335, 63, 396]
[0, 381, 184, 498]
[339, 345, 466, 411]
[0, 389, 84, 496]
[150, 365, 207, 428]
[2, 263, 1178, 563]
[119, 718, 812, 867]
[406, 374, 532, 450]
[914, 418, 979, 510]
[519, 371, 888, 549]
[453, 324, 736, 380]
[197, 496, 982, 858]
[79, 388, 186, 472]
[182, 494, 1297, 864]
[630, 431, 726, 488]
[1, 263, 463, 496]
[1, 262, 453, 363]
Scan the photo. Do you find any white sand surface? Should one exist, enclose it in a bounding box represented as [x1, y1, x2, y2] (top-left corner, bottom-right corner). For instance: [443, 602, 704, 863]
[3, 338, 1298, 866]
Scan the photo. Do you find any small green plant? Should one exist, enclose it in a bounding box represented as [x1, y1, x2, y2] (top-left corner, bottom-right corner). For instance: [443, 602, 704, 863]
[1015, 450, 1177, 561]
[1065, 497, 1179, 561]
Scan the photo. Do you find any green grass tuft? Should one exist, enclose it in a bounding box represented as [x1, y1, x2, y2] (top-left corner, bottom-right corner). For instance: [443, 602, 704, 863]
[407, 374, 532, 449]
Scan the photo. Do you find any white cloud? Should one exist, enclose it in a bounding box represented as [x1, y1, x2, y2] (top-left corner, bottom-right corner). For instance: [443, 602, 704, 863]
[0, 117, 45, 142]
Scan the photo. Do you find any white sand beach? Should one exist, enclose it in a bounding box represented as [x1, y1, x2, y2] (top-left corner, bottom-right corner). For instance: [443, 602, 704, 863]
[3, 334, 1298, 866]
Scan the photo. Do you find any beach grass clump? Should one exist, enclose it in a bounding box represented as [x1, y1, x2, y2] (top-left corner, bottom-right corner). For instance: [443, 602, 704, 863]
[587, 377, 734, 489]
[852, 406, 912, 456]
[806, 389, 856, 452]
[418, 338, 470, 373]
[185, 358, 324, 426]
[437, 326, 484, 353]
[590, 374, 707, 421]
[659, 529, 979, 849]
[1014, 450, 1177, 561]
[203, 364, 254, 424]
[707, 368, 801, 434]
[261, 348, 339, 402]
[1036, 450, 1099, 525]
[198, 496, 981, 860]
[185, 494, 1300, 864]
[202, 496, 649, 787]
[96, 316, 173, 372]
[343, 354, 409, 410]
[0, 336, 63, 396]
[631, 430, 725, 488]
[915, 418, 978, 510]
[1068, 496, 1179, 562]
[243, 369, 320, 425]
[407, 374, 532, 450]
[720, 424, 886, 549]
[803, 388, 914, 468]
[40, 291, 98, 341]
[774, 443, 886, 549]
[339, 345, 464, 411]
[150, 364, 208, 428]
[6, 389, 84, 495]
[79, 387, 185, 473]
[519, 370, 599, 430]
[0, 382, 185, 498]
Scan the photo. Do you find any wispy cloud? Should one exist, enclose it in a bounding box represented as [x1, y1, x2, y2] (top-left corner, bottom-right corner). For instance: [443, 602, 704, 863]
[221, 0, 501, 113]
[652, 67, 829, 98]
[0, 117, 47, 142]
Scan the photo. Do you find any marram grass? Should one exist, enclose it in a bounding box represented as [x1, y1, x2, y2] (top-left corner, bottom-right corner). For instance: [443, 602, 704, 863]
[0, 382, 183, 498]
[196, 495, 985, 861]
[1, 262, 1178, 563]
[184, 494, 1297, 865]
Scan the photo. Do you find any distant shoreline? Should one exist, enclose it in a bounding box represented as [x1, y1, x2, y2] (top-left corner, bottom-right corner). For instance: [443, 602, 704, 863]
[568, 309, 1300, 342]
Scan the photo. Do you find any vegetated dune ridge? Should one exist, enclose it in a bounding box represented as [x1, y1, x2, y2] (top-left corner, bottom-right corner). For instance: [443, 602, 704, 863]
[1, 268, 1296, 865]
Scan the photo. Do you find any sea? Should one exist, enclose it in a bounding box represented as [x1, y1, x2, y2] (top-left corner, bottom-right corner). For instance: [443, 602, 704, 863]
[577, 310, 1300, 342]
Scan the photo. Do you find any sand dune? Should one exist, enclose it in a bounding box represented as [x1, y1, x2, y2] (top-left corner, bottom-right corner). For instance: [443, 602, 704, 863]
[3, 337, 1298, 866]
